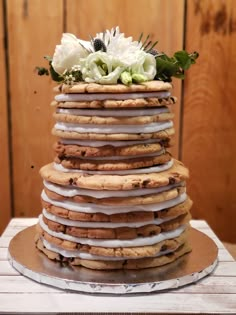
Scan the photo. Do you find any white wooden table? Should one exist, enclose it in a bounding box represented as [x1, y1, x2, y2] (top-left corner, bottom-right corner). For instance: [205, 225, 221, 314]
[0, 218, 236, 314]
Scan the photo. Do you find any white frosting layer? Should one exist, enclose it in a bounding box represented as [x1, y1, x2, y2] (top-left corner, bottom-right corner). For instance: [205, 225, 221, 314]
[43, 180, 184, 198]
[53, 159, 174, 175]
[54, 121, 173, 134]
[56, 106, 169, 117]
[39, 215, 186, 247]
[59, 138, 162, 147]
[55, 91, 171, 102]
[41, 237, 175, 260]
[41, 190, 187, 214]
[42, 208, 176, 228]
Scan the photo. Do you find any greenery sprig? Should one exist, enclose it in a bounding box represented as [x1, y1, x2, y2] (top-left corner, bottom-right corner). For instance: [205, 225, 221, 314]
[138, 33, 199, 82]
[36, 56, 63, 82]
[155, 51, 199, 82]
[138, 33, 159, 54]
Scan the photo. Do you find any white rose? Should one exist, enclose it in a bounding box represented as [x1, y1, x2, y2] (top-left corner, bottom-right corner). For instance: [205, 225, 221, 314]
[52, 33, 91, 75]
[81, 52, 125, 84]
[130, 51, 156, 80]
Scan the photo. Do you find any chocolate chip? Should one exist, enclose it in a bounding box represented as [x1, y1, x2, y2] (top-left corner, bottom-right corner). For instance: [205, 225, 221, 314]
[161, 245, 168, 251]
[142, 179, 151, 187]
[169, 177, 176, 184]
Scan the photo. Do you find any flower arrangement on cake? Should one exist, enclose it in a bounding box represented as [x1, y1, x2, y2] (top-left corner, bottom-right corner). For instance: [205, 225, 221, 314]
[37, 26, 198, 85]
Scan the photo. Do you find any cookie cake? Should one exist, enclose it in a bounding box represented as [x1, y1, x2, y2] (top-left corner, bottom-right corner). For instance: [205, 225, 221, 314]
[36, 27, 198, 270]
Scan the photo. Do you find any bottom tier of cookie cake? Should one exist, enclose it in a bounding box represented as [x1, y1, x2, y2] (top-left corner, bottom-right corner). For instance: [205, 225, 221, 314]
[36, 160, 192, 270]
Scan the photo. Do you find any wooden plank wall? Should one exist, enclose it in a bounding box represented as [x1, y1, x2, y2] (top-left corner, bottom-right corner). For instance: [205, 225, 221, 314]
[0, 0, 235, 242]
[183, 0, 236, 242]
[6, 0, 63, 220]
[0, 0, 11, 234]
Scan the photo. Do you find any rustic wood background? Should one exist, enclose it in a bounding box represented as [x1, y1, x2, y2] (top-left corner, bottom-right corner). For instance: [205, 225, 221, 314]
[0, 0, 235, 242]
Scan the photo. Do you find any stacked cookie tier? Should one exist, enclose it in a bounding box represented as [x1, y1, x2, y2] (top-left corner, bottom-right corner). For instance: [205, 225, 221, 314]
[36, 81, 192, 270]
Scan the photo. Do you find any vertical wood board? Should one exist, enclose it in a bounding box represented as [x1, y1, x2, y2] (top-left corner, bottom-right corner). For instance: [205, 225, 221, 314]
[0, 0, 11, 234]
[7, 0, 64, 218]
[183, 0, 236, 242]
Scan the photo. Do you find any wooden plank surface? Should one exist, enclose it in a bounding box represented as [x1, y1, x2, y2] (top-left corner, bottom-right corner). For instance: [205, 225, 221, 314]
[0, 293, 236, 314]
[0, 0, 11, 234]
[65, 0, 185, 158]
[182, 0, 236, 242]
[0, 219, 236, 314]
[6, 0, 64, 220]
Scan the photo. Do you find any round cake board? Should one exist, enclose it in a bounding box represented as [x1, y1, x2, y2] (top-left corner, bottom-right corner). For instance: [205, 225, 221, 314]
[8, 225, 218, 294]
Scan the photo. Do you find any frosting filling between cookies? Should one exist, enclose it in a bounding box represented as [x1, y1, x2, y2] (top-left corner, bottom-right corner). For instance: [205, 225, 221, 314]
[43, 180, 185, 198]
[41, 237, 176, 260]
[42, 208, 179, 228]
[41, 190, 187, 214]
[55, 91, 171, 102]
[59, 138, 163, 147]
[53, 159, 174, 175]
[56, 106, 170, 117]
[38, 215, 186, 247]
[54, 121, 173, 134]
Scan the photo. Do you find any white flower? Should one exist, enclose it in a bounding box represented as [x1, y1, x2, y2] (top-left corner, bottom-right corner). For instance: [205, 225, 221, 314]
[51, 28, 157, 84]
[130, 50, 156, 80]
[89, 27, 156, 83]
[51, 33, 91, 75]
[95, 27, 121, 47]
[64, 74, 76, 85]
[81, 51, 125, 84]
[95, 27, 142, 66]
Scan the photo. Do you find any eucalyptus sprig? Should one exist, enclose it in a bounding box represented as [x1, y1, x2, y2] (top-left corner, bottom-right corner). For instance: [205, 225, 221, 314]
[155, 51, 199, 82]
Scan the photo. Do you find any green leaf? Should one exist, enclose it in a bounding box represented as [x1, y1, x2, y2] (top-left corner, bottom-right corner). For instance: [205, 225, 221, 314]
[44, 55, 53, 62]
[155, 50, 199, 81]
[138, 32, 143, 43]
[155, 56, 179, 81]
[35, 66, 49, 76]
[174, 72, 185, 79]
[190, 51, 199, 64]
[146, 40, 159, 53]
[49, 64, 63, 82]
[141, 34, 150, 49]
[174, 51, 192, 70]
[36, 55, 63, 82]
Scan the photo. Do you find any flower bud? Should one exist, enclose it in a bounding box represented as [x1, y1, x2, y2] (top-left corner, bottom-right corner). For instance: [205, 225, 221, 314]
[132, 73, 147, 83]
[120, 71, 132, 85]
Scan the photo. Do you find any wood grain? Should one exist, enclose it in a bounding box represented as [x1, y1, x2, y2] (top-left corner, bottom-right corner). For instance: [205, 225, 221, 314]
[182, 0, 236, 242]
[3, 1, 236, 244]
[6, 0, 64, 220]
[0, 0, 11, 234]
[0, 1, 186, 233]
[65, 0, 185, 157]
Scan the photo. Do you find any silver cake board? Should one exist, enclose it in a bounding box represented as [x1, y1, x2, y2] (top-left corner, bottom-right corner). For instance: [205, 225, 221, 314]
[8, 226, 218, 294]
